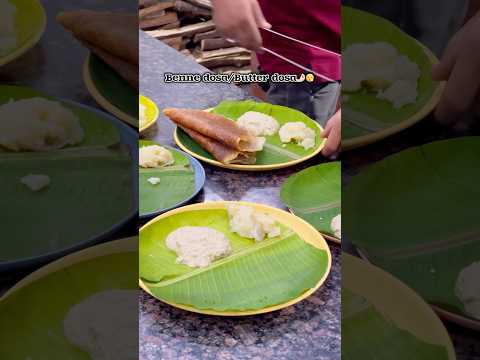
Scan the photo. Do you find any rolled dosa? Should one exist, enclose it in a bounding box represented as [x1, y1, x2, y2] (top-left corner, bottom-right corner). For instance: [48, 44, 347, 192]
[164, 108, 263, 152]
[57, 10, 138, 65]
[181, 127, 256, 165]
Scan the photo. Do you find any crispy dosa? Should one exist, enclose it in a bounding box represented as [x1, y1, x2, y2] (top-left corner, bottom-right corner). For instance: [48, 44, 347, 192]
[57, 10, 138, 65]
[164, 108, 263, 152]
[181, 127, 256, 164]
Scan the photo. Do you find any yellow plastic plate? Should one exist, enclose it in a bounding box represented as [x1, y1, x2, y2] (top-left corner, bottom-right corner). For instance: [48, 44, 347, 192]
[0, 0, 46, 66]
[139, 94, 159, 133]
[344, 254, 455, 359]
[83, 53, 138, 127]
[174, 108, 324, 171]
[139, 201, 332, 316]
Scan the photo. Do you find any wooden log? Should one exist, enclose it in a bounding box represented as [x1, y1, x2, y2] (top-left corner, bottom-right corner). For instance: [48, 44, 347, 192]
[200, 38, 234, 51]
[141, 10, 165, 20]
[196, 54, 251, 68]
[199, 46, 250, 60]
[139, 0, 159, 8]
[193, 29, 220, 42]
[174, 0, 211, 17]
[139, 1, 174, 16]
[164, 36, 183, 50]
[161, 20, 180, 30]
[146, 20, 215, 39]
[140, 12, 178, 29]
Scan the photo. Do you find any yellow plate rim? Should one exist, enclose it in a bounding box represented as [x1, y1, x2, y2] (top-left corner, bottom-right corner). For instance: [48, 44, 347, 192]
[356, 248, 480, 332]
[83, 53, 138, 128]
[287, 207, 341, 245]
[344, 254, 456, 359]
[0, 237, 137, 302]
[0, 0, 47, 67]
[342, 41, 445, 151]
[139, 94, 159, 133]
[173, 108, 325, 171]
[139, 201, 332, 316]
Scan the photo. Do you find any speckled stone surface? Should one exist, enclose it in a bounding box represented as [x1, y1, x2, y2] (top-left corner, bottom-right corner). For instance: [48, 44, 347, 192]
[139, 31, 341, 360]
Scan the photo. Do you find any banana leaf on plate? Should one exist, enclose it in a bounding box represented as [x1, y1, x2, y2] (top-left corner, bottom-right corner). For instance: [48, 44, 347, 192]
[342, 254, 454, 359]
[139, 202, 331, 315]
[342, 6, 443, 149]
[281, 162, 341, 241]
[139, 140, 203, 218]
[0, 238, 137, 359]
[345, 137, 480, 328]
[175, 100, 324, 171]
[84, 54, 138, 127]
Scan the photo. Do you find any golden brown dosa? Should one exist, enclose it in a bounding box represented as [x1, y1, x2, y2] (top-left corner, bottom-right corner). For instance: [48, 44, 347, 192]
[164, 108, 262, 152]
[57, 10, 138, 65]
[181, 127, 256, 165]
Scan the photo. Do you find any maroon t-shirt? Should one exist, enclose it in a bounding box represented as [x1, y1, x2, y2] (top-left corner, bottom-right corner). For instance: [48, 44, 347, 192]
[257, 0, 341, 82]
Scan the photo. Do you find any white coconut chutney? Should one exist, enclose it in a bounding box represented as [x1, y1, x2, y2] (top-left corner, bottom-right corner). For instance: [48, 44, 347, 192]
[0, 98, 84, 151]
[147, 177, 160, 185]
[227, 204, 281, 242]
[279, 122, 316, 150]
[63, 289, 138, 360]
[237, 111, 280, 136]
[139, 145, 174, 168]
[343, 42, 420, 108]
[20, 174, 50, 191]
[331, 214, 341, 239]
[166, 226, 232, 268]
[455, 261, 480, 319]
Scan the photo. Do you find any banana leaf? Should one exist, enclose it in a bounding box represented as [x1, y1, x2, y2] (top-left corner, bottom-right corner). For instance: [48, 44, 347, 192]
[342, 289, 449, 360]
[0, 239, 137, 360]
[280, 162, 340, 237]
[0, 0, 45, 65]
[0, 85, 120, 148]
[140, 205, 329, 311]
[345, 137, 480, 320]
[0, 147, 133, 264]
[342, 7, 441, 142]
[139, 140, 196, 217]
[87, 54, 137, 124]
[176, 100, 324, 166]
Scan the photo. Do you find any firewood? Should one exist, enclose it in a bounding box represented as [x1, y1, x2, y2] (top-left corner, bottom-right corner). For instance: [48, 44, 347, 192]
[193, 29, 220, 42]
[200, 38, 234, 51]
[199, 46, 250, 60]
[139, 0, 159, 8]
[196, 54, 251, 68]
[139, 1, 175, 17]
[164, 36, 183, 50]
[140, 12, 178, 29]
[146, 20, 215, 39]
[174, 0, 211, 17]
[141, 9, 165, 20]
[161, 20, 180, 30]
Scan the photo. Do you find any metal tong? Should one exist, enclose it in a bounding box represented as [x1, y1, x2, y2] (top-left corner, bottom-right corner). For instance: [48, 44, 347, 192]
[260, 27, 341, 82]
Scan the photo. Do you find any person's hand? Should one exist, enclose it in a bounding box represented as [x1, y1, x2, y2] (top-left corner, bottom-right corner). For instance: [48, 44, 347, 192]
[321, 109, 341, 158]
[211, 0, 271, 51]
[432, 14, 480, 122]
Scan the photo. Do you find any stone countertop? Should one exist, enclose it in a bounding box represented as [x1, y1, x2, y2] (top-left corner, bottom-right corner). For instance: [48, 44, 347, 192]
[139, 31, 341, 360]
